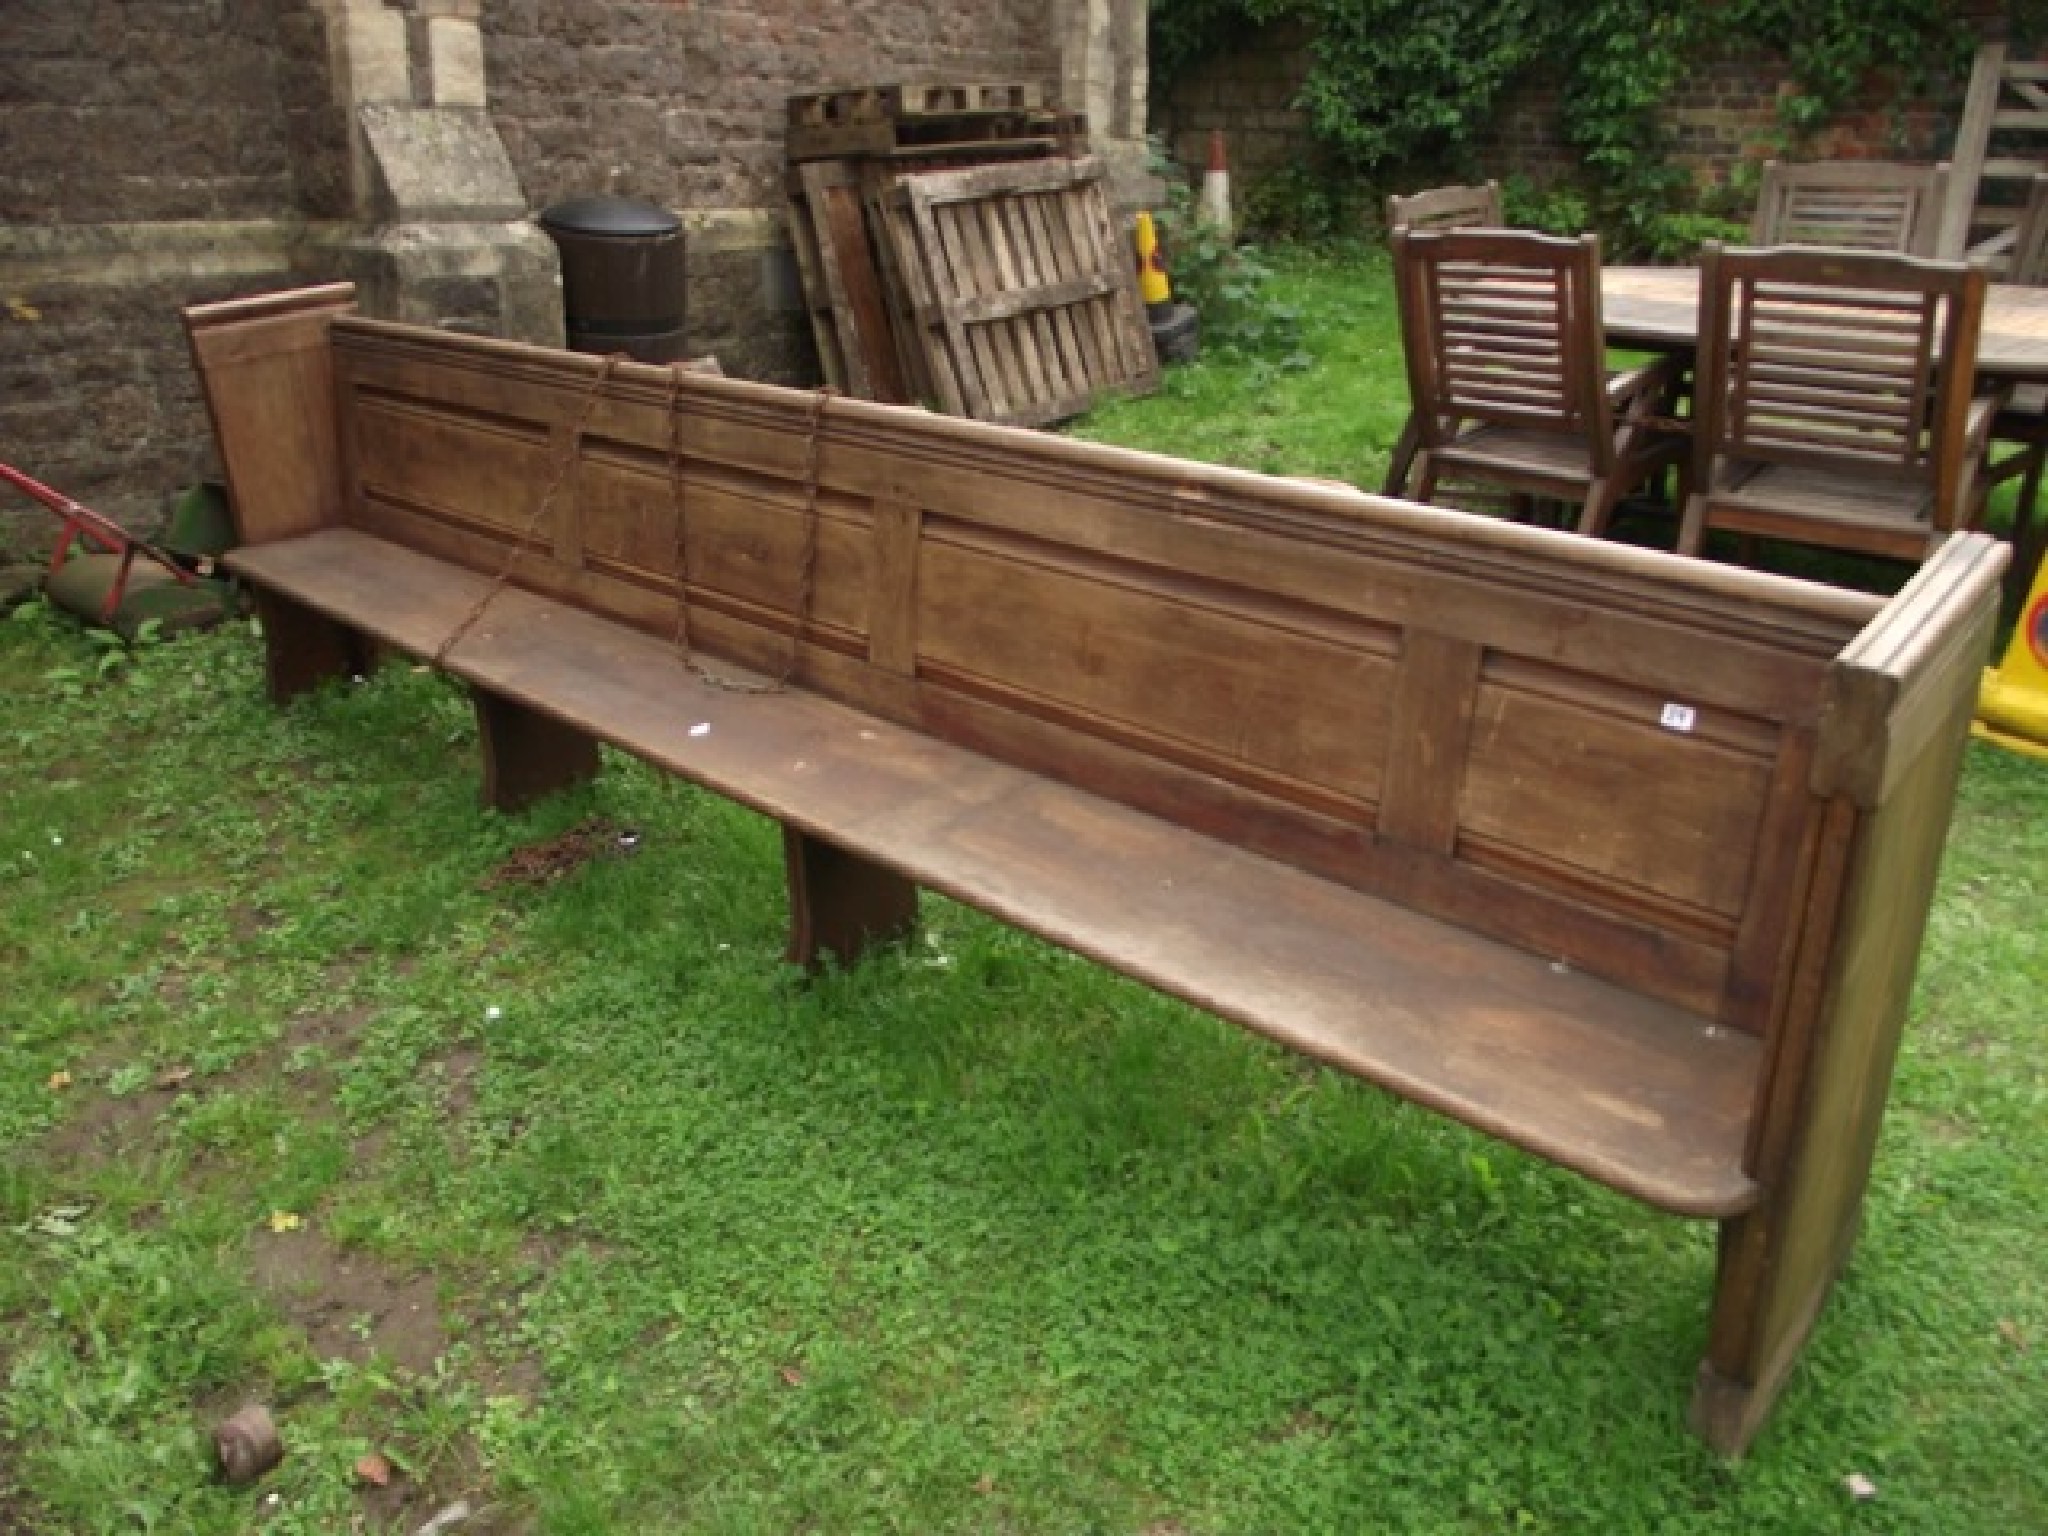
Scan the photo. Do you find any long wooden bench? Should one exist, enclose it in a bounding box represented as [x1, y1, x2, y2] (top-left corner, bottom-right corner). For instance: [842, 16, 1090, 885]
[184, 283, 2005, 1454]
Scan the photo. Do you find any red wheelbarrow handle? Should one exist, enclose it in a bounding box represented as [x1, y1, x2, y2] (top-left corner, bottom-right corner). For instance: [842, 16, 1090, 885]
[0, 460, 198, 622]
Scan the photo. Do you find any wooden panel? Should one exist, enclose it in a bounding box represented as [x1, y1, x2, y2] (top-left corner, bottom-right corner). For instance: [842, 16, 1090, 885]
[866, 497, 923, 675]
[352, 391, 549, 541]
[225, 527, 1767, 1220]
[182, 284, 356, 544]
[915, 521, 1398, 811]
[322, 316, 1878, 638]
[1377, 632, 1483, 855]
[864, 167, 947, 409]
[1459, 666, 1777, 925]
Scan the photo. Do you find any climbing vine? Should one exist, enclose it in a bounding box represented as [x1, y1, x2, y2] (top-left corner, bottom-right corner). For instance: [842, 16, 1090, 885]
[1151, 0, 2038, 255]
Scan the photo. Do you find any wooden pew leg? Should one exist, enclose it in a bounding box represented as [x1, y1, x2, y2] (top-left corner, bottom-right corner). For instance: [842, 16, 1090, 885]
[253, 589, 372, 704]
[783, 826, 920, 970]
[1688, 1207, 1846, 1457]
[472, 690, 602, 813]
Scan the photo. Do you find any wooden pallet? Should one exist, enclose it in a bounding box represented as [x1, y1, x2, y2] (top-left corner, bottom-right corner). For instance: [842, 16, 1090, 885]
[784, 160, 910, 402]
[789, 81, 1047, 131]
[876, 156, 1158, 427]
[791, 105, 1083, 163]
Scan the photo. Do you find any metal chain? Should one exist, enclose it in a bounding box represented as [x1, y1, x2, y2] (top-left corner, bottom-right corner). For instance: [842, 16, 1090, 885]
[434, 353, 625, 666]
[665, 371, 831, 694]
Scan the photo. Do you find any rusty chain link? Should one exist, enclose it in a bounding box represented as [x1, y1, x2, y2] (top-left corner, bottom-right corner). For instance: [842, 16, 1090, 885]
[666, 368, 830, 694]
[433, 352, 625, 667]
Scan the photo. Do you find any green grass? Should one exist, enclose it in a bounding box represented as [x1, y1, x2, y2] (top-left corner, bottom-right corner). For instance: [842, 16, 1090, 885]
[2, 247, 2045, 1532]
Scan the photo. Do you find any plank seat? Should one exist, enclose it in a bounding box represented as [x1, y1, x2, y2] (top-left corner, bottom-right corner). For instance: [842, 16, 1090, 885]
[186, 284, 2005, 1456]
[231, 526, 1766, 1218]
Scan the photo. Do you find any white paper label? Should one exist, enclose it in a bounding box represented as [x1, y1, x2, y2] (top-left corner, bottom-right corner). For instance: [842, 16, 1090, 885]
[1659, 702, 1697, 733]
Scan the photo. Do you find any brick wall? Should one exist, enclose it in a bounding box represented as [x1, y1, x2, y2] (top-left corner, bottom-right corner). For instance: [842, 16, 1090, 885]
[484, 0, 1060, 211]
[0, 0, 302, 225]
[1, 0, 1080, 557]
[1155, 20, 1315, 194]
[1158, 24, 1974, 220]
[481, 0, 1061, 380]
[1475, 41, 1964, 192]
[0, 0, 314, 553]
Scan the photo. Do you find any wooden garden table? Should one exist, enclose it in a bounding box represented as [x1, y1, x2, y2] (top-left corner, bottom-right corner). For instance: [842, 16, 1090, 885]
[1601, 264, 2048, 383]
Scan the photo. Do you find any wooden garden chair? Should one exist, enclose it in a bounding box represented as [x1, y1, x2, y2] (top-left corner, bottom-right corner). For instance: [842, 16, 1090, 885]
[1677, 243, 2000, 565]
[1981, 174, 2048, 595]
[1751, 160, 1949, 256]
[1389, 226, 1686, 538]
[1381, 182, 1505, 496]
[1384, 180, 1503, 235]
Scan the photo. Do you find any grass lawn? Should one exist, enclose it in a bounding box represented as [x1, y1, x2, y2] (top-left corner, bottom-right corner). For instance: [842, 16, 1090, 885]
[2, 246, 2044, 1533]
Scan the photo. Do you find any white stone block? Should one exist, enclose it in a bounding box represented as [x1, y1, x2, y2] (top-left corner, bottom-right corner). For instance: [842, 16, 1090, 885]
[429, 18, 488, 109]
[346, 5, 411, 106]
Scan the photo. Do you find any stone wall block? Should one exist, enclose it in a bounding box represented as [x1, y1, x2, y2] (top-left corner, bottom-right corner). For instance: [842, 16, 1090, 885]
[428, 17, 489, 107]
[346, 4, 414, 105]
[8, 0, 89, 57]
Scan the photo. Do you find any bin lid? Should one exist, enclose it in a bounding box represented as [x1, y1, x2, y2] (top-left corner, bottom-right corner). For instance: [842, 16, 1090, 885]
[539, 196, 681, 238]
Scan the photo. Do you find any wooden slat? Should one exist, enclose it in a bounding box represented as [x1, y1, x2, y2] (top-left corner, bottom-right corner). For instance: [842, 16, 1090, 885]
[794, 161, 911, 403]
[226, 526, 1768, 1219]
[865, 173, 954, 411]
[784, 186, 848, 392]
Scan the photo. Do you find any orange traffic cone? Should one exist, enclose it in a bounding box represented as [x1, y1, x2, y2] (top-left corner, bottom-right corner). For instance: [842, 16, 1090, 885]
[1200, 130, 1234, 242]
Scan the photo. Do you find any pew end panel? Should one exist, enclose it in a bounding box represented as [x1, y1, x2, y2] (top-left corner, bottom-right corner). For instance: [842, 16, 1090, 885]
[1693, 534, 2008, 1452]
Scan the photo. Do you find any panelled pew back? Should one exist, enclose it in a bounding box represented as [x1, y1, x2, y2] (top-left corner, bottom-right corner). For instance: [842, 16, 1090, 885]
[186, 285, 2006, 1454]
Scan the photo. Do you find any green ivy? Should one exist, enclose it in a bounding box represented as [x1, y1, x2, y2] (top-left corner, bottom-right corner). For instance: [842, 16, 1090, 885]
[1151, 0, 2036, 257]
[1725, 0, 1972, 139]
[1288, 0, 1544, 170]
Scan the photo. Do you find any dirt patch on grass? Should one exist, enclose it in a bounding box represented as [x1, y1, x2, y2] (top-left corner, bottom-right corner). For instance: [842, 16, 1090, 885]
[483, 817, 633, 889]
[249, 1226, 448, 1376]
[0, 1475, 53, 1535]
[439, 1044, 485, 1121]
[40, 1070, 176, 1173]
[355, 1448, 537, 1536]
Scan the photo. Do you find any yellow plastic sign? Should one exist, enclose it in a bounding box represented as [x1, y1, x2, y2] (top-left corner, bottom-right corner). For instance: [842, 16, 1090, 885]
[1974, 556, 2048, 762]
[1134, 211, 1172, 306]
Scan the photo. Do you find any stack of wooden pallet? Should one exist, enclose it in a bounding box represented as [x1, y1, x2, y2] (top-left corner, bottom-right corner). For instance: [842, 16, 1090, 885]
[785, 83, 1159, 427]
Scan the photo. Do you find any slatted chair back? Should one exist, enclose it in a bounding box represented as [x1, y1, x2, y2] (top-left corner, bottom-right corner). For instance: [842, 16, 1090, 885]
[1391, 227, 1615, 472]
[1692, 243, 1988, 533]
[1751, 160, 1949, 256]
[2008, 173, 2048, 285]
[1385, 180, 1504, 233]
